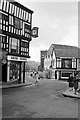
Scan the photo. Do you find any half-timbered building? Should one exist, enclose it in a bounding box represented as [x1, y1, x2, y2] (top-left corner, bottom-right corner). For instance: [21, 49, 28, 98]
[44, 44, 80, 80]
[0, 0, 33, 83]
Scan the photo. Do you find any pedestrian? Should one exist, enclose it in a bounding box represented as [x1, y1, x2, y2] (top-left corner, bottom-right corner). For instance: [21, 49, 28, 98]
[35, 72, 40, 86]
[73, 74, 79, 95]
[67, 74, 74, 91]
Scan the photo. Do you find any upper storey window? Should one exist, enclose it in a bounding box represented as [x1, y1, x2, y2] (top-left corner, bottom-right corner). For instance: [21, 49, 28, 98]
[61, 59, 72, 69]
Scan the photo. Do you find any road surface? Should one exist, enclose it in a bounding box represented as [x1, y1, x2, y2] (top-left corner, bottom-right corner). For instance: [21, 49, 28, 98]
[2, 78, 79, 118]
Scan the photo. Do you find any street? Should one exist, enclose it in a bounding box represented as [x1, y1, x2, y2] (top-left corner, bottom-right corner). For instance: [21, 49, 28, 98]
[2, 78, 79, 118]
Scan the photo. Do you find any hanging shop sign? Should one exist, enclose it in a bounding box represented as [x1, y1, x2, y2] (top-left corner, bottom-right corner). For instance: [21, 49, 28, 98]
[7, 55, 27, 62]
[2, 59, 7, 64]
[31, 27, 39, 38]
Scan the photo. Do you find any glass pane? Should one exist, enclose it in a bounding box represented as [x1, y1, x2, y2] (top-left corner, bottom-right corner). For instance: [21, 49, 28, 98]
[14, 5, 17, 16]
[0, 0, 3, 10]
[3, 0, 6, 11]
[9, 15, 11, 24]
[28, 13, 31, 23]
[17, 7, 19, 17]
[6, 26, 8, 31]
[12, 38, 17, 46]
[3, 25, 5, 30]
[6, 1, 9, 12]
[9, 3, 12, 13]
[12, 4, 14, 14]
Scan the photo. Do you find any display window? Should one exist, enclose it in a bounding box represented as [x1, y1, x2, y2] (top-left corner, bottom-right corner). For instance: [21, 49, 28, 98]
[9, 62, 20, 81]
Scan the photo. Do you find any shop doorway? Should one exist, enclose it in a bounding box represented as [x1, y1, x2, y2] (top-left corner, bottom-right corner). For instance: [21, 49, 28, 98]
[2, 63, 7, 82]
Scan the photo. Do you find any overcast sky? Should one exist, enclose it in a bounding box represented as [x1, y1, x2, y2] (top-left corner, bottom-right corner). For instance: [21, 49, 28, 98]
[16, 0, 78, 62]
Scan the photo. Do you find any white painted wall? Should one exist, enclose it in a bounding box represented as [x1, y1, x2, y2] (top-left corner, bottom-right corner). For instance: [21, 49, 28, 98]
[44, 50, 56, 70]
[77, 59, 80, 70]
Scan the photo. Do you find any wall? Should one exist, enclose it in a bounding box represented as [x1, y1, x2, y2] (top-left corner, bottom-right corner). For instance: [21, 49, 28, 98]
[44, 50, 56, 70]
[77, 59, 80, 70]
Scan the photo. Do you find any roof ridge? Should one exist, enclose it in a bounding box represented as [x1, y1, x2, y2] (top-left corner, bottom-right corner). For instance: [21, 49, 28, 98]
[51, 44, 78, 49]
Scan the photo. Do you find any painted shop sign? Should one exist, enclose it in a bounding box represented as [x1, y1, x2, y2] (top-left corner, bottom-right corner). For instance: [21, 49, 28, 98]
[7, 55, 27, 62]
[32, 27, 39, 38]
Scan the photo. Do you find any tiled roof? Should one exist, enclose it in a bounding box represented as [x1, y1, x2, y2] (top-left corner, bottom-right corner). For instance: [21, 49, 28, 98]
[47, 44, 80, 58]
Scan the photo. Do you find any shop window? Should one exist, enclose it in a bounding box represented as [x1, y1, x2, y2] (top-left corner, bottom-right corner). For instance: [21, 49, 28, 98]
[62, 72, 71, 77]
[9, 62, 19, 81]
[61, 59, 72, 69]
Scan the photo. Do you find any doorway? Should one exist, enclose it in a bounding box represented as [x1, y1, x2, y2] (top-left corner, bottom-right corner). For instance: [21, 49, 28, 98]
[2, 63, 7, 82]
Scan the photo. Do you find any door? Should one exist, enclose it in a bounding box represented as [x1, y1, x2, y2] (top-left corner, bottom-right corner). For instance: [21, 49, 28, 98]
[2, 63, 7, 82]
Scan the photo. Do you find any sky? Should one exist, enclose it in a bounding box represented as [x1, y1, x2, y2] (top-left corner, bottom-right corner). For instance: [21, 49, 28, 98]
[16, 0, 78, 62]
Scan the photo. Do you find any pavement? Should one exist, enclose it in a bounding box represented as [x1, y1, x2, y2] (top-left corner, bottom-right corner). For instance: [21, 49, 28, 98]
[0, 81, 33, 89]
[62, 89, 80, 99]
[0, 73, 36, 89]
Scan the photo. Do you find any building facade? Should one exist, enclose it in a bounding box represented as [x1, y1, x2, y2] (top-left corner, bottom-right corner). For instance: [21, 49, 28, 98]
[39, 50, 47, 71]
[44, 44, 80, 80]
[0, 0, 33, 83]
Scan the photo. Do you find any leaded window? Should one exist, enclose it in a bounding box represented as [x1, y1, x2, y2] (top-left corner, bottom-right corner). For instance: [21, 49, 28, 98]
[9, 37, 19, 54]
[21, 40, 29, 56]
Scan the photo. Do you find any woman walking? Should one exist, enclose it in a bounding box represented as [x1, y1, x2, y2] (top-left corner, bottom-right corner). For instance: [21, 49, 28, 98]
[67, 74, 74, 91]
[73, 74, 79, 95]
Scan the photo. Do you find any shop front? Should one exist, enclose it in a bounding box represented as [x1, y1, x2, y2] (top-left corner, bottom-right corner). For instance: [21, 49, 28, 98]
[7, 55, 27, 83]
[56, 69, 75, 80]
[9, 61, 20, 81]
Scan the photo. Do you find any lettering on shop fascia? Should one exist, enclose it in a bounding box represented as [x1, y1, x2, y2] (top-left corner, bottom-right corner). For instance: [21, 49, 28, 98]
[11, 56, 18, 60]
[7, 55, 27, 62]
